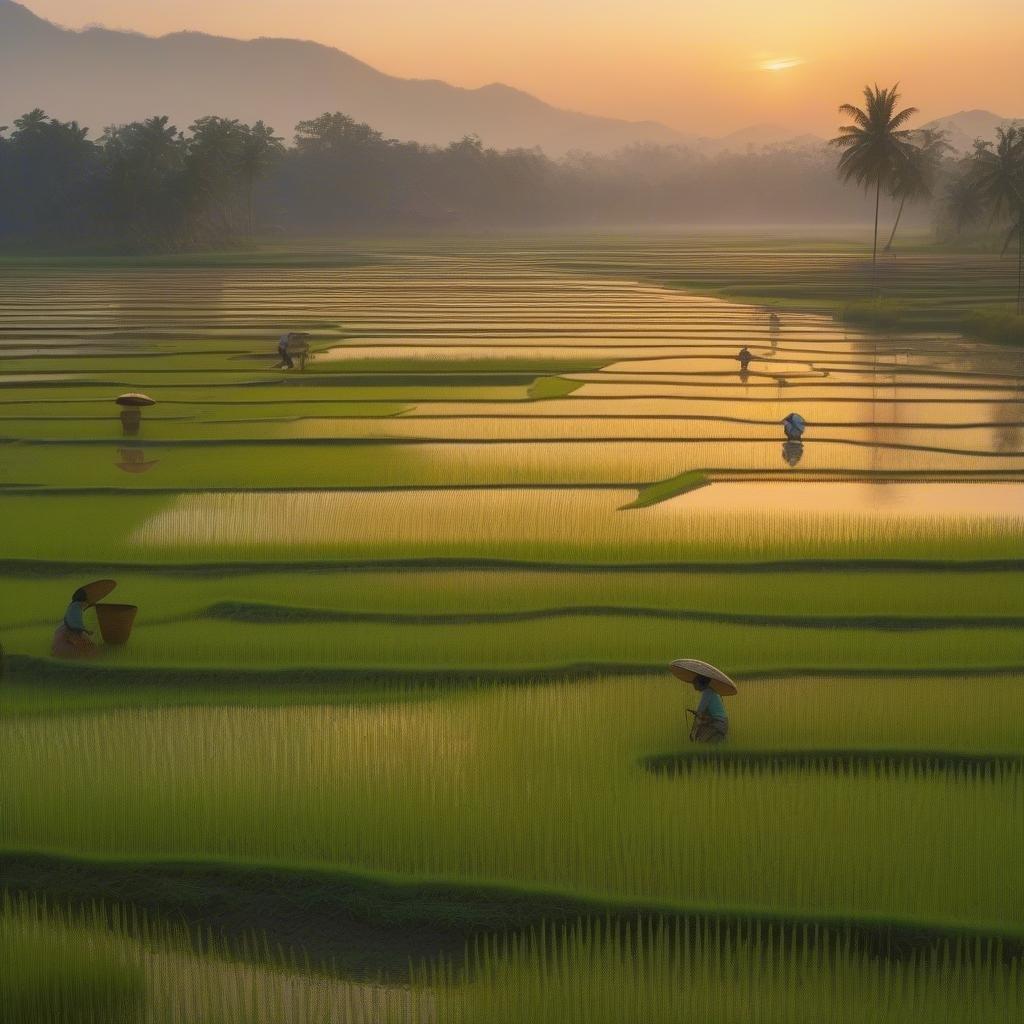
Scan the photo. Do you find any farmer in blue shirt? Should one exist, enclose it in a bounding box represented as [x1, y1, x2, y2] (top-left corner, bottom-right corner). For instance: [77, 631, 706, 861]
[690, 674, 729, 743]
[51, 587, 98, 659]
[277, 333, 295, 369]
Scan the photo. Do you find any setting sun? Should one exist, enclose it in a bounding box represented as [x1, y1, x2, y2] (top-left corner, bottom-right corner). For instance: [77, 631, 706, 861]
[759, 57, 804, 72]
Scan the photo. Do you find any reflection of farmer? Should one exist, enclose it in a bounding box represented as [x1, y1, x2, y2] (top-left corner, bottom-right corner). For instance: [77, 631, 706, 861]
[782, 412, 806, 440]
[737, 347, 753, 372]
[689, 674, 729, 743]
[51, 588, 99, 659]
[782, 440, 804, 467]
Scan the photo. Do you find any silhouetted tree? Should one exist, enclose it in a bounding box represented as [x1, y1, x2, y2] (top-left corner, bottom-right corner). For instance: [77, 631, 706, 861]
[883, 129, 949, 252]
[942, 163, 987, 237]
[1, 109, 98, 238]
[968, 126, 1024, 313]
[238, 121, 285, 237]
[101, 116, 186, 245]
[831, 85, 918, 283]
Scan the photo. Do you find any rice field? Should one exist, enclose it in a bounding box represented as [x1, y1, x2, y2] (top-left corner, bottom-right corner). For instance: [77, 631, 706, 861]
[1, 235, 1022, 1021]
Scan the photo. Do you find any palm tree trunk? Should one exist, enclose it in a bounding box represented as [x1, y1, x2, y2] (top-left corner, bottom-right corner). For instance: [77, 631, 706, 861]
[883, 195, 906, 253]
[872, 178, 881, 293]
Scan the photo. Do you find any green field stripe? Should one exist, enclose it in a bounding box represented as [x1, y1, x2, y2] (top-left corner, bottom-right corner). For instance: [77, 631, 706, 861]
[623, 470, 710, 508]
[6, 655, 1024, 689]
[4, 851, 1023, 976]
[642, 749, 1024, 777]
[4, 557, 1024, 576]
[199, 600, 1024, 631]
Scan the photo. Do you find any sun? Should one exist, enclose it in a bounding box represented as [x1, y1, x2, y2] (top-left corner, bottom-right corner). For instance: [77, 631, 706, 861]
[759, 57, 803, 72]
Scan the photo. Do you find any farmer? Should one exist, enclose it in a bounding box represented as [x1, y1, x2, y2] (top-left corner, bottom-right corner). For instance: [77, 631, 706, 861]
[51, 587, 98, 659]
[782, 411, 806, 441]
[277, 333, 295, 370]
[737, 346, 753, 371]
[690, 673, 729, 743]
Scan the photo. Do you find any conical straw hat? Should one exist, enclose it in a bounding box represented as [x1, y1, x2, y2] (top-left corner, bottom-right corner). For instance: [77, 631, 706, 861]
[115, 393, 156, 407]
[81, 579, 117, 607]
[669, 659, 738, 696]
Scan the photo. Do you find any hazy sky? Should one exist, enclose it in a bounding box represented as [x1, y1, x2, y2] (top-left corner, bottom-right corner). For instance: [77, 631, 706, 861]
[23, 0, 1024, 135]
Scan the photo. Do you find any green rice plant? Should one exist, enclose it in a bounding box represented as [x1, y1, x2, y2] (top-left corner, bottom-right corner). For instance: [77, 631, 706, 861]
[528, 377, 585, 399]
[429, 918, 1023, 1024]
[0, 897, 417, 1024]
[7, 895, 1019, 1024]
[6, 614, 1020, 675]
[4, 568, 1021, 631]
[122, 489, 1024, 564]
[623, 469, 709, 508]
[3, 677, 1022, 927]
[1, 899, 145, 1024]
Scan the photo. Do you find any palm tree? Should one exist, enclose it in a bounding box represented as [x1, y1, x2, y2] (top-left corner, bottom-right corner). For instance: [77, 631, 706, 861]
[238, 121, 284, 238]
[969, 126, 1024, 314]
[883, 129, 949, 252]
[831, 85, 918, 287]
[943, 166, 987, 237]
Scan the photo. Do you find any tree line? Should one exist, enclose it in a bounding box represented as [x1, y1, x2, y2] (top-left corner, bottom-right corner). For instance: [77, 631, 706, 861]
[1, 101, 1021, 282]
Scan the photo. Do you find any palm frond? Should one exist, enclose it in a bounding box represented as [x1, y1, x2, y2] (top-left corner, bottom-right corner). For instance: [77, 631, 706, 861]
[888, 107, 920, 131]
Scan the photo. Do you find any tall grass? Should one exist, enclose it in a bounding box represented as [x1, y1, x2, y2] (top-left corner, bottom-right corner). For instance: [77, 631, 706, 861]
[121, 490, 1024, 563]
[431, 918, 1023, 1024]
[0, 897, 417, 1024]
[7, 615, 1019, 675]
[6, 899, 1020, 1024]
[2, 567, 1022, 625]
[4, 678, 1023, 926]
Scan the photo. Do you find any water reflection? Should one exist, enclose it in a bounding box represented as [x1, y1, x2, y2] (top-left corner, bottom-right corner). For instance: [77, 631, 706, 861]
[782, 440, 804, 467]
[115, 448, 159, 474]
[992, 400, 1024, 453]
[119, 408, 142, 436]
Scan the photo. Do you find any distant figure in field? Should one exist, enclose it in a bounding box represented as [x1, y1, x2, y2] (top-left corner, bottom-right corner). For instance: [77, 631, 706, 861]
[689, 674, 729, 743]
[51, 587, 98, 659]
[782, 411, 806, 441]
[277, 333, 295, 370]
[768, 311, 780, 349]
[737, 346, 753, 372]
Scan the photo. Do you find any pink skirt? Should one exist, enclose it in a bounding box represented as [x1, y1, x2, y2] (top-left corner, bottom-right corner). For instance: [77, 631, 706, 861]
[51, 624, 98, 659]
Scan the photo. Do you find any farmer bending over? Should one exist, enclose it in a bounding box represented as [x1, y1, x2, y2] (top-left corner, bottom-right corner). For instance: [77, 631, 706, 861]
[690, 674, 729, 743]
[51, 588, 98, 659]
[277, 333, 295, 370]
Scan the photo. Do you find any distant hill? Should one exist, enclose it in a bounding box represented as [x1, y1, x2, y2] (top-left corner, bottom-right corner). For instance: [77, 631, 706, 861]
[0, 0, 686, 155]
[920, 109, 1023, 153]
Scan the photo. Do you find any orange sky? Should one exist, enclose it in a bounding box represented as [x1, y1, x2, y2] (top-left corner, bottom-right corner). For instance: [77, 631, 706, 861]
[23, 0, 1024, 135]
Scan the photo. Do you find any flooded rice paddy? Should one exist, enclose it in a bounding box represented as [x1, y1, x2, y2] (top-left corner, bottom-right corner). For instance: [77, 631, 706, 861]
[1, 239, 1022, 1022]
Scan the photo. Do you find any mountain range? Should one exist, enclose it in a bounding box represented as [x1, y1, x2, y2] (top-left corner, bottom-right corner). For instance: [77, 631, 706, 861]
[0, 2, 1019, 157]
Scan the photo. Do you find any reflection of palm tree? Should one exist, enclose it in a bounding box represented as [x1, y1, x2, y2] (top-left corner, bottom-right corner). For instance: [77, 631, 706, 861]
[969, 126, 1024, 314]
[884, 129, 949, 252]
[831, 85, 918, 287]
